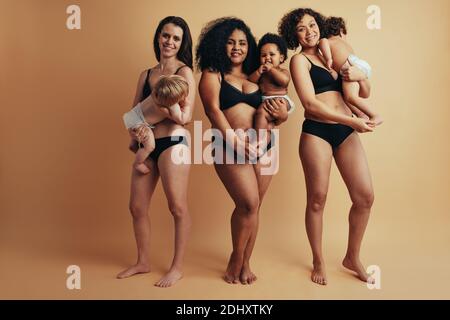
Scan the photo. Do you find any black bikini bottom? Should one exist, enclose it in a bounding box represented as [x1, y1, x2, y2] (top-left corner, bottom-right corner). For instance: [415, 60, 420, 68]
[302, 119, 354, 149]
[139, 136, 188, 162]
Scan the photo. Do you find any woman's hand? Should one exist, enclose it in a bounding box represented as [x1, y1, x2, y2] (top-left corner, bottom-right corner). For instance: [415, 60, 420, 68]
[234, 131, 258, 160]
[263, 98, 288, 124]
[128, 124, 150, 143]
[350, 117, 375, 133]
[340, 64, 367, 82]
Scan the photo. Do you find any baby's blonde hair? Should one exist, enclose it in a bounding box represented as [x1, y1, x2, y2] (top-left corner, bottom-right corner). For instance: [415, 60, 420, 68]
[152, 75, 189, 107]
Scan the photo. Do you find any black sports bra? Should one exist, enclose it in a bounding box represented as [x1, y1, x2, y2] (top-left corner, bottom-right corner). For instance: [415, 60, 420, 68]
[141, 65, 188, 102]
[219, 72, 262, 110]
[303, 54, 342, 94]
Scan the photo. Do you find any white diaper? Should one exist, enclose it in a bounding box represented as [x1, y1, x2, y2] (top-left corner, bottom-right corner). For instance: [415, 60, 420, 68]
[347, 54, 372, 79]
[122, 103, 155, 130]
[262, 95, 296, 114]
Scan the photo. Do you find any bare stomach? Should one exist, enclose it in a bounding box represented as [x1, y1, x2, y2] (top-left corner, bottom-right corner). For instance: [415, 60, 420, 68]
[221, 103, 256, 131]
[304, 91, 353, 124]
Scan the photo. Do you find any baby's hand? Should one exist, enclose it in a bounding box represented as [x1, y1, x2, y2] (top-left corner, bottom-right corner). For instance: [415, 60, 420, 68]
[178, 97, 188, 109]
[159, 106, 171, 116]
[259, 64, 267, 74]
[263, 62, 273, 72]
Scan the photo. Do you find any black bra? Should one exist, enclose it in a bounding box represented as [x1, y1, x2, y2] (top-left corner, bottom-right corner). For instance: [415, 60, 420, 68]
[219, 72, 262, 110]
[303, 54, 342, 94]
[141, 65, 188, 102]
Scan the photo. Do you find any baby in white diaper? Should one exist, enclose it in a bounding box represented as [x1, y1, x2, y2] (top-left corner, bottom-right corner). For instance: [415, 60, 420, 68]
[249, 33, 294, 147]
[319, 16, 383, 125]
[123, 75, 189, 174]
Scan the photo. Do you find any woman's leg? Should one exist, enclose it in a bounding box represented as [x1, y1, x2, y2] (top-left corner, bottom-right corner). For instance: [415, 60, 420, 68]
[154, 143, 191, 287]
[299, 133, 333, 285]
[237, 149, 275, 284]
[333, 133, 375, 283]
[214, 162, 260, 284]
[117, 159, 160, 279]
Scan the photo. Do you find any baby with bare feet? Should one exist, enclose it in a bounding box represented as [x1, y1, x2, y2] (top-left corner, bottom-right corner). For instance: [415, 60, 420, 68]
[123, 75, 189, 174]
[249, 33, 294, 146]
[319, 16, 383, 126]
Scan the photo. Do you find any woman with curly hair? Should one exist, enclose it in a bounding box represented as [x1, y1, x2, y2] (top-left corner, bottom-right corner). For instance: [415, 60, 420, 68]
[197, 17, 287, 285]
[117, 16, 195, 288]
[279, 8, 375, 285]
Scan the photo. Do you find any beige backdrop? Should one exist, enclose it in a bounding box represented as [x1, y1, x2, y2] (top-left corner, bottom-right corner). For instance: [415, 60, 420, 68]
[1, 0, 449, 299]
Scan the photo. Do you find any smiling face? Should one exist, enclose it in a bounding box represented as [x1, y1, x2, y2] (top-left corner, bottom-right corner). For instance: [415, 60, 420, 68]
[158, 23, 184, 59]
[226, 29, 248, 66]
[295, 14, 321, 48]
[259, 43, 284, 67]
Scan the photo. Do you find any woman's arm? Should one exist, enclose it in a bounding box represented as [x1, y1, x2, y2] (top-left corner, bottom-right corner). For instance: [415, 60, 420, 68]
[199, 70, 235, 136]
[174, 66, 196, 124]
[290, 54, 373, 132]
[128, 70, 150, 152]
[132, 70, 147, 107]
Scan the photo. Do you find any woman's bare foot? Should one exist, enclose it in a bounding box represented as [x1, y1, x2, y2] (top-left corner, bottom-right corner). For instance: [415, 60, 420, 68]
[154, 268, 183, 288]
[240, 263, 257, 285]
[134, 163, 150, 174]
[370, 115, 383, 126]
[342, 256, 375, 284]
[223, 252, 243, 284]
[116, 263, 150, 279]
[311, 262, 327, 285]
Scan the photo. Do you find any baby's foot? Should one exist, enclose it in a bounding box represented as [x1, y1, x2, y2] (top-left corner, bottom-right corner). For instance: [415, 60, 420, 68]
[370, 115, 384, 126]
[342, 256, 375, 284]
[154, 268, 183, 288]
[116, 263, 150, 279]
[135, 163, 150, 174]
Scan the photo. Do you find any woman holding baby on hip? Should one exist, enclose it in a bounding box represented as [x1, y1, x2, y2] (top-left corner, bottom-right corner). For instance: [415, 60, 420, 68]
[279, 8, 379, 285]
[118, 16, 195, 288]
[197, 17, 293, 284]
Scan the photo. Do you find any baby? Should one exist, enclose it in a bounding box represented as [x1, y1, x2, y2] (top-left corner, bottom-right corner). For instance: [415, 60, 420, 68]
[123, 75, 188, 174]
[319, 16, 383, 125]
[249, 33, 295, 142]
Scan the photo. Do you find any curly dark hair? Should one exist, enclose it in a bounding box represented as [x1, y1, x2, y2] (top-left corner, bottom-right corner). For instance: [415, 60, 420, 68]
[322, 16, 347, 38]
[153, 16, 193, 69]
[278, 8, 326, 50]
[195, 17, 258, 75]
[257, 33, 288, 63]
